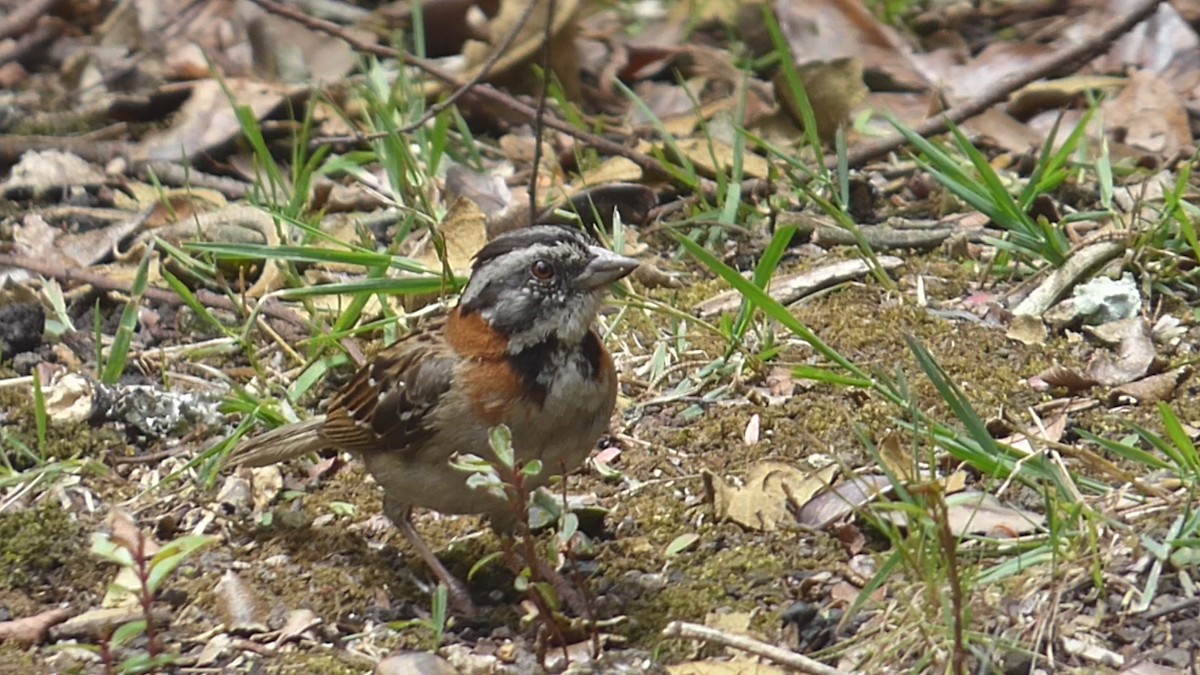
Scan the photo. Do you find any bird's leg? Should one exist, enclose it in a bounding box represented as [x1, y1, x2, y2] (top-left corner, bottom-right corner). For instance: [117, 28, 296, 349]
[500, 534, 588, 616]
[384, 498, 476, 616]
[530, 556, 589, 617]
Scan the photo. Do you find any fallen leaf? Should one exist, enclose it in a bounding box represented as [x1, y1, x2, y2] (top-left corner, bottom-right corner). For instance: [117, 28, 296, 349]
[876, 431, 914, 482]
[880, 491, 1045, 537]
[1028, 365, 1099, 393]
[665, 533, 700, 556]
[377, 651, 458, 675]
[743, 414, 760, 445]
[134, 79, 297, 164]
[796, 474, 892, 529]
[459, 0, 583, 101]
[1006, 314, 1047, 346]
[1109, 366, 1192, 406]
[216, 570, 270, 635]
[1086, 318, 1156, 386]
[774, 57, 867, 143]
[667, 660, 790, 674]
[705, 461, 838, 531]
[772, 0, 929, 91]
[412, 196, 490, 274]
[673, 137, 771, 179]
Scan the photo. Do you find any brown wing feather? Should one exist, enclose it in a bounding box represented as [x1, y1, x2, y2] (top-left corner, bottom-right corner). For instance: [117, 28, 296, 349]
[322, 329, 457, 456]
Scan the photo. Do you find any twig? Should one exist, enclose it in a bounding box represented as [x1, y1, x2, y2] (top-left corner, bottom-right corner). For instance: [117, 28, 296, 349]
[0, 16, 67, 68]
[0, 0, 62, 41]
[139, 162, 250, 200]
[1009, 239, 1125, 315]
[529, 0, 556, 222]
[0, 253, 310, 328]
[397, 0, 541, 137]
[839, 0, 1166, 169]
[246, 0, 674, 180]
[661, 621, 848, 675]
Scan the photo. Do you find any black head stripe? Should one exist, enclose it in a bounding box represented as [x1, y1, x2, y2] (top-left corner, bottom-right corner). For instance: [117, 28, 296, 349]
[471, 225, 591, 272]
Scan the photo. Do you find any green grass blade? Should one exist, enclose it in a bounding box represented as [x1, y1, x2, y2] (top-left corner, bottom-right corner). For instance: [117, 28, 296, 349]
[101, 253, 154, 385]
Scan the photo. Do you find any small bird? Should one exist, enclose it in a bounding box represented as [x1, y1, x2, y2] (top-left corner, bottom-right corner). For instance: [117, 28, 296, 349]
[227, 225, 638, 612]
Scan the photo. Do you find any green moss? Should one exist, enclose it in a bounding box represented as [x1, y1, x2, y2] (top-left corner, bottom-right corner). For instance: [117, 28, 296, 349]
[0, 644, 47, 675]
[0, 384, 125, 469]
[0, 503, 86, 592]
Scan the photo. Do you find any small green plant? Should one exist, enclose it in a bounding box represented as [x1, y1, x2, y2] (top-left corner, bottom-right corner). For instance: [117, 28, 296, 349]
[451, 425, 597, 661]
[886, 109, 1107, 268]
[89, 519, 214, 674]
[31, 368, 48, 459]
[100, 253, 154, 385]
[389, 582, 450, 651]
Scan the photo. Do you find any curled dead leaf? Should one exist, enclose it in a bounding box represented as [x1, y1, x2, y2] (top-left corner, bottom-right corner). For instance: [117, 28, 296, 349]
[703, 460, 838, 532]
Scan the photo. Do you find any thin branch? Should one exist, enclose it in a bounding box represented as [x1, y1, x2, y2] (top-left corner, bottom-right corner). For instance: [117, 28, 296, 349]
[839, 0, 1166, 169]
[246, 0, 673, 179]
[662, 621, 849, 675]
[529, 0, 556, 223]
[0, 253, 310, 328]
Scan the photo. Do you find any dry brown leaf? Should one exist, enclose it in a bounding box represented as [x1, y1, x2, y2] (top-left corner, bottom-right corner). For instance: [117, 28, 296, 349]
[945, 41, 1052, 103]
[998, 414, 1068, 459]
[876, 431, 914, 482]
[1098, 0, 1199, 76]
[134, 79, 296, 164]
[576, 157, 643, 186]
[772, 0, 929, 91]
[879, 491, 1045, 537]
[673, 137, 771, 180]
[942, 491, 1045, 537]
[704, 461, 838, 531]
[796, 474, 892, 529]
[1103, 69, 1193, 158]
[697, 256, 904, 317]
[274, 608, 322, 647]
[413, 196, 490, 274]
[765, 366, 796, 397]
[1086, 318, 1156, 386]
[216, 570, 270, 634]
[1028, 365, 1099, 393]
[460, 0, 583, 101]
[702, 611, 759, 662]
[667, 662, 790, 675]
[250, 465, 284, 513]
[963, 108, 1043, 155]
[13, 208, 147, 271]
[774, 57, 867, 143]
[1006, 314, 1048, 346]
[1006, 75, 1126, 120]
[0, 150, 106, 199]
[1109, 366, 1192, 406]
[378, 651, 459, 675]
[36, 365, 93, 424]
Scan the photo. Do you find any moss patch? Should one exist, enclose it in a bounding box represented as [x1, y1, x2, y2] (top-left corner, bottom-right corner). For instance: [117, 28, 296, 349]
[0, 503, 88, 593]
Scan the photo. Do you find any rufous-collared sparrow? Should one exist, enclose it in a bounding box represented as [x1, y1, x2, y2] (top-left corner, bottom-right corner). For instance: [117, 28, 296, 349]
[226, 224, 638, 613]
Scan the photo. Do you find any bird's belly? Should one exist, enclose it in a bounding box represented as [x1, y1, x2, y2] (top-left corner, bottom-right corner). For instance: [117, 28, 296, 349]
[363, 370, 613, 520]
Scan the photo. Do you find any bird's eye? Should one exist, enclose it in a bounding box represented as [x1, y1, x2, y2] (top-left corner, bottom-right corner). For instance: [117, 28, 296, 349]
[530, 259, 555, 281]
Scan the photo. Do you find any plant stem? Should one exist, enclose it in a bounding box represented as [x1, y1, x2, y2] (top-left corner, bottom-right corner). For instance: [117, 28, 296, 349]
[134, 532, 160, 662]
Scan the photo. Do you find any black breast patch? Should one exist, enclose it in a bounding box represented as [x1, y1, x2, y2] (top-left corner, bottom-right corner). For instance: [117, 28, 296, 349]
[507, 332, 601, 407]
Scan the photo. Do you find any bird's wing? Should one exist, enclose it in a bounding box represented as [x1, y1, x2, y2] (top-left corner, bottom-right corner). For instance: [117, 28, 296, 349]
[322, 329, 457, 455]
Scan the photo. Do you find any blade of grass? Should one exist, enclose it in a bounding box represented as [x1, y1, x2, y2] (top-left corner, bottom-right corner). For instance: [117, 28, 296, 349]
[101, 253, 154, 385]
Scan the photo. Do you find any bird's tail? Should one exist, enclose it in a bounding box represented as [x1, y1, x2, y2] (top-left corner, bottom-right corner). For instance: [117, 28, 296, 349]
[225, 417, 329, 468]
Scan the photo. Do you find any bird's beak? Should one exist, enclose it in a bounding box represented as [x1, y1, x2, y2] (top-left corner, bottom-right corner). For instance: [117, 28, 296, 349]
[577, 246, 639, 289]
